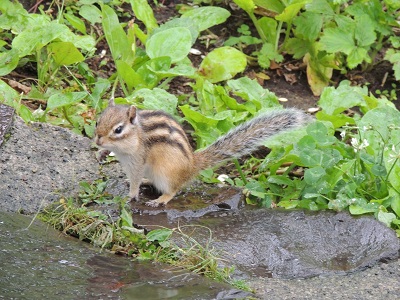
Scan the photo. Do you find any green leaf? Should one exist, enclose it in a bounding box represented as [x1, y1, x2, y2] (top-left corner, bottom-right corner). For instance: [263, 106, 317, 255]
[227, 77, 280, 110]
[257, 17, 277, 44]
[275, 1, 309, 22]
[12, 22, 68, 57]
[102, 4, 134, 64]
[304, 166, 326, 185]
[146, 27, 192, 63]
[377, 210, 396, 227]
[47, 92, 87, 110]
[0, 48, 19, 76]
[64, 12, 86, 34]
[47, 42, 84, 66]
[293, 11, 323, 41]
[320, 27, 355, 55]
[277, 200, 299, 209]
[130, 88, 178, 117]
[354, 15, 376, 47]
[254, 0, 285, 13]
[257, 42, 283, 69]
[115, 60, 145, 90]
[199, 47, 247, 83]
[347, 47, 370, 69]
[317, 80, 366, 115]
[181, 6, 230, 32]
[146, 228, 173, 242]
[371, 164, 387, 177]
[79, 4, 102, 24]
[153, 17, 199, 44]
[129, 0, 158, 33]
[232, 0, 255, 14]
[391, 196, 400, 217]
[120, 207, 133, 227]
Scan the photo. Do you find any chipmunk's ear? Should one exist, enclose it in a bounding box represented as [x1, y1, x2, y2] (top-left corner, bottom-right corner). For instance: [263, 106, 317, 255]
[127, 105, 137, 124]
[108, 97, 116, 107]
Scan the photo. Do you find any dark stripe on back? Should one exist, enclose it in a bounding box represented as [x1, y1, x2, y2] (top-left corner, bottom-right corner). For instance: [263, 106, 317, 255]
[141, 122, 189, 143]
[145, 136, 190, 158]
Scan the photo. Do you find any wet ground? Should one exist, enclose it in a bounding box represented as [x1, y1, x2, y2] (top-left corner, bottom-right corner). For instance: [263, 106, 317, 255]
[0, 211, 242, 300]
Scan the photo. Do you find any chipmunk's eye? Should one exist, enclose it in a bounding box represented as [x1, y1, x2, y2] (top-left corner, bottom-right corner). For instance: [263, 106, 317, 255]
[114, 125, 123, 134]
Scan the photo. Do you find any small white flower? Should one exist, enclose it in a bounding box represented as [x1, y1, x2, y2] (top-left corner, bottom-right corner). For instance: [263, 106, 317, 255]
[351, 138, 369, 152]
[217, 174, 229, 183]
[340, 130, 346, 139]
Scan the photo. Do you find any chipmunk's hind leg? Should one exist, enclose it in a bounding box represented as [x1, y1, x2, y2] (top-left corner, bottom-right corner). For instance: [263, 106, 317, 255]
[145, 192, 176, 207]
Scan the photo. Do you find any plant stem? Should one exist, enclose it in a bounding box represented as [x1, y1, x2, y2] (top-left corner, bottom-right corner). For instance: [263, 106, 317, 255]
[275, 21, 283, 52]
[248, 12, 267, 43]
[233, 159, 247, 184]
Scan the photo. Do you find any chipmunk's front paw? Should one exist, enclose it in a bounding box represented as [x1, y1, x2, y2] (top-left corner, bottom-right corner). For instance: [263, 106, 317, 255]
[96, 150, 111, 163]
[145, 200, 161, 207]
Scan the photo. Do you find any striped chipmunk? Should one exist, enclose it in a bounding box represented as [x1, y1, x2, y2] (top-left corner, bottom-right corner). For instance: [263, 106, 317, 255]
[94, 98, 311, 207]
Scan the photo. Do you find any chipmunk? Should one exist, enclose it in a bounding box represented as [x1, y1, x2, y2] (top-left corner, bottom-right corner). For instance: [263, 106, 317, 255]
[95, 99, 311, 207]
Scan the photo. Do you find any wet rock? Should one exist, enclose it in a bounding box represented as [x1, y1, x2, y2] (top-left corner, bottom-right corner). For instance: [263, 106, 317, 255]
[0, 116, 99, 213]
[0, 104, 14, 146]
[191, 209, 400, 279]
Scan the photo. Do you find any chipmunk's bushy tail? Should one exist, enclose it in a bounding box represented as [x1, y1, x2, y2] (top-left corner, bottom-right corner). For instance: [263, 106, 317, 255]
[193, 108, 311, 171]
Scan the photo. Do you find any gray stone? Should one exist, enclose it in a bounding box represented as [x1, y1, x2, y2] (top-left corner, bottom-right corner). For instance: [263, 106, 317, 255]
[0, 116, 99, 213]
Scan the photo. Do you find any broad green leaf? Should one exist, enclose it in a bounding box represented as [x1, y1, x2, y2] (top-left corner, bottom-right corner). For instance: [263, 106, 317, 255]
[129, 0, 158, 33]
[146, 229, 172, 242]
[199, 47, 247, 83]
[47, 92, 87, 110]
[146, 27, 192, 63]
[391, 195, 400, 217]
[12, 22, 69, 57]
[318, 81, 365, 115]
[320, 27, 355, 55]
[277, 200, 299, 209]
[268, 175, 295, 186]
[305, 0, 334, 15]
[79, 4, 102, 24]
[293, 12, 323, 41]
[120, 207, 133, 227]
[102, 4, 134, 64]
[354, 15, 376, 47]
[115, 60, 145, 90]
[258, 17, 277, 44]
[0, 79, 18, 102]
[152, 18, 199, 44]
[257, 42, 283, 69]
[181, 6, 230, 32]
[227, 77, 280, 110]
[347, 47, 369, 69]
[64, 12, 86, 34]
[306, 122, 336, 146]
[232, 0, 255, 14]
[254, 0, 285, 13]
[48, 42, 84, 66]
[130, 88, 178, 117]
[349, 203, 378, 215]
[377, 210, 396, 227]
[0, 48, 19, 76]
[275, 1, 309, 22]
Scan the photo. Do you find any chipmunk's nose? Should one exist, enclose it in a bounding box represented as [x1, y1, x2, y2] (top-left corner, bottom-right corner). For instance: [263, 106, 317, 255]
[95, 135, 102, 146]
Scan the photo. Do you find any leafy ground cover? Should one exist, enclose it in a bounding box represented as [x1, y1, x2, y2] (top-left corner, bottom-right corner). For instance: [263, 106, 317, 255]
[1, 0, 399, 276]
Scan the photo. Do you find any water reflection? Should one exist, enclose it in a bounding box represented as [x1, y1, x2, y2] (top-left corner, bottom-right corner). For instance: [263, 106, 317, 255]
[0, 212, 231, 299]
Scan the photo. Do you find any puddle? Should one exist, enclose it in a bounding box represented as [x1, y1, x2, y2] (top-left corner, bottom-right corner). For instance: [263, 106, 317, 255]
[0, 212, 239, 299]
